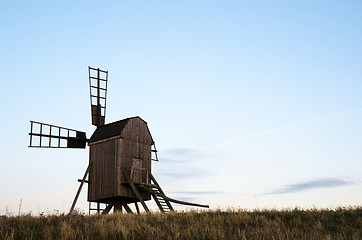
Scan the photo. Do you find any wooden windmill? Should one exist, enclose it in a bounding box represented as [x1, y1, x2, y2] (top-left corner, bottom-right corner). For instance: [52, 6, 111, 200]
[29, 66, 208, 214]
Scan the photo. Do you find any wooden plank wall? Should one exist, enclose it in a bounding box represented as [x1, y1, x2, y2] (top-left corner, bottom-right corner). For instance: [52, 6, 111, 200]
[88, 139, 116, 202]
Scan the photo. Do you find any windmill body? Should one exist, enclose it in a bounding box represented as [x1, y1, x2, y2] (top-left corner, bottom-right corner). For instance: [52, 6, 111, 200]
[29, 66, 208, 214]
[88, 117, 153, 204]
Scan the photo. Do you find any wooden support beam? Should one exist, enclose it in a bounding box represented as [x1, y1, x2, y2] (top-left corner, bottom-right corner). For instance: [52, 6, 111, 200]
[77, 179, 89, 183]
[161, 193, 209, 208]
[145, 187, 208, 208]
[122, 169, 149, 212]
[102, 201, 114, 214]
[135, 202, 140, 214]
[114, 201, 123, 212]
[121, 202, 133, 213]
[69, 163, 91, 214]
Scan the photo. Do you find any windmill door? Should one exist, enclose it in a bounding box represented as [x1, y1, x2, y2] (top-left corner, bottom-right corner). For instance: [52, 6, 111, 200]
[131, 157, 143, 184]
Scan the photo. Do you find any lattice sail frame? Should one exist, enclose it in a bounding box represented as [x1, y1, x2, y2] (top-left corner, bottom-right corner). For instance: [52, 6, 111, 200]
[29, 121, 87, 148]
[89, 66, 108, 126]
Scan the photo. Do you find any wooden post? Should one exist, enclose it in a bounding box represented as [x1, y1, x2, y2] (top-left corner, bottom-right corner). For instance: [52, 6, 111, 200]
[135, 202, 140, 214]
[114, 201, 123, 212]
[122, 169, 149, 212]
[102, 201, 114, 214]
[121, 202, 133, 213]
[69, 163, 91, 214]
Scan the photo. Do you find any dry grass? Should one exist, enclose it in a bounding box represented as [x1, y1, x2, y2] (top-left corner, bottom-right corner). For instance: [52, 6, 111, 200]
[0, 207, 361, 239]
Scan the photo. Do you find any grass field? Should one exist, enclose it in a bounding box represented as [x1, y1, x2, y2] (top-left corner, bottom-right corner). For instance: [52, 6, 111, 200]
[1, 207, 361, 239]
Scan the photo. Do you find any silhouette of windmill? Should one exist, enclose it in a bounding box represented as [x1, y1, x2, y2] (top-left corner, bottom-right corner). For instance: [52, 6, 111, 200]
[29, 66, 208, 214]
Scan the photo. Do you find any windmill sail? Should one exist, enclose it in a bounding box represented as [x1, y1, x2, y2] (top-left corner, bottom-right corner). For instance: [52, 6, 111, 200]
[89, 66, 108, 126]
[29, 121, 87, 148]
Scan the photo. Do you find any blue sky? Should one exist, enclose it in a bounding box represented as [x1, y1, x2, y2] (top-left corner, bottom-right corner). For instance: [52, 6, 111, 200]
[0, 1, 361, 215]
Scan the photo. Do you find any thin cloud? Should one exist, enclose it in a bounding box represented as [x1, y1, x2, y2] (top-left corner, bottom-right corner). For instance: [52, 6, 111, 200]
[172, 191, 226, 195]
[264, 178, 353, 195]
[159, 157, 194, 163]
[161, 148, 211, 162]
[156, 148, 214, 180]
[157, 170, 209, 179]
[164, 148, 198, 155]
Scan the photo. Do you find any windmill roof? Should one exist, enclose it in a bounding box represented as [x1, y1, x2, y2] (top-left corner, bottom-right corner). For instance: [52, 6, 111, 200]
[88, 117, 135, 143]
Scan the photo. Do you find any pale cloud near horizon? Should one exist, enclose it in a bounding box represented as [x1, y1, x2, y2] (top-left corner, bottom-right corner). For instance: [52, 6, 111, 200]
[263, 178, 353, 195]
[171, 191, 226, 195]
[163, 148, 198, 155]
[161, 148, 212, 162]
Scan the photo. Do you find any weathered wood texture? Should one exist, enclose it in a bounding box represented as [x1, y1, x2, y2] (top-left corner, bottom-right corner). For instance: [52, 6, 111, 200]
[88, 117, 153, 203]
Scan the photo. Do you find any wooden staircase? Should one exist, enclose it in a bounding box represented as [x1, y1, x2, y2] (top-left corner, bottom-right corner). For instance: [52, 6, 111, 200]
[141, 174, 174, 213]
[150, 185, 174, 213]
[120, 168, 208, 214]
